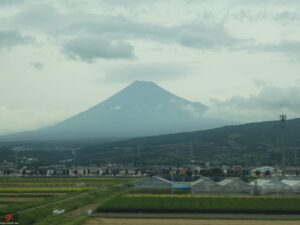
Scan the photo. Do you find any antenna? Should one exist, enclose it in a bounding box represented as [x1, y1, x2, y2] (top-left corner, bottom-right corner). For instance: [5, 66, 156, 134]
[280, 114, 287, 176]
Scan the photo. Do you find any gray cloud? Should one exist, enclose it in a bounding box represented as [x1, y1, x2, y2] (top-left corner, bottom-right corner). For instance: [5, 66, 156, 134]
[63, 37, 135, 62]
[213, 85, 300, 111]
[0, 30, 32, 49]
[2, 2, 300, 63]
[259, 41, 300, 59]
[273, 11, 300, 22]
[0, 0, 24, 5]
[236, 41, 300, 61]
[177, 24, 238, 49]
[104, 63, 190, 83]
[70, 18, 240, 50]
[11, 5, 240, 50]
[30, 61, 45, 70]
[11, 4, 62, 31]
[204, 85, 300, 123]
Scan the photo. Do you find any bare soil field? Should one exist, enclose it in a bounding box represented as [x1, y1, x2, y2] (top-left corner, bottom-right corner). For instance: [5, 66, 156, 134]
[84, 218, 300, 225]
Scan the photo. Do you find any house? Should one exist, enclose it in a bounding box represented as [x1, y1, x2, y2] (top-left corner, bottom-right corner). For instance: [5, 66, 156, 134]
[191, 177, 219, 194]
[218, 178, 251, 194]
[134, 176, 172, 189]
[75, 166, 104, 176]
[251, 166, 282, 177]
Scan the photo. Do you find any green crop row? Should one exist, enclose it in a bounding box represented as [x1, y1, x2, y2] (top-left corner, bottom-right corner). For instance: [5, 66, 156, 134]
[0, 177, 136, 184]
[0, 187, 94, 193]
[99, 194, 300, 214]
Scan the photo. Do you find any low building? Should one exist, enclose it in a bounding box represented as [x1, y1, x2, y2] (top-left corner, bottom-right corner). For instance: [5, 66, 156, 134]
[251, 166, 282, 177]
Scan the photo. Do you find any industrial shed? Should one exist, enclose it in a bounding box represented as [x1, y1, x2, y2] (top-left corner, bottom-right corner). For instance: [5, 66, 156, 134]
[191, 177, 219, 194]
[217, 178, 251, 194]
[250, 179, 292, 195]
[282, 179, 300, 193]
[134, 176, 172, 189]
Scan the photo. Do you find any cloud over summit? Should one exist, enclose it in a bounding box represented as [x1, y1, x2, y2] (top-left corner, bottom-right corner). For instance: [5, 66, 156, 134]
[63, 37, 135, 61]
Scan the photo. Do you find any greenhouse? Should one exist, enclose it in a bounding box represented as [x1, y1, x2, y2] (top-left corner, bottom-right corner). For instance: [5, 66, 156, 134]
[217, 178, 251, 194]
[250, 179, 292, 195]
[191, 177, 219, 194]
[134, 176, 172, 189]
[282, 179, 300, 194]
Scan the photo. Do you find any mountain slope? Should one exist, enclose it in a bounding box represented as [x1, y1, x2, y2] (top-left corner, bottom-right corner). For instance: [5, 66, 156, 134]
[0, 81, 227, 141]
[79, 118, 300, 165]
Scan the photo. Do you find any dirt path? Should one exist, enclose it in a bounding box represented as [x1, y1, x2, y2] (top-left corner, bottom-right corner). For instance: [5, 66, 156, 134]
[18, 190, 94, 213]
[70, 187, 130, 216]
[84, 218, 300, 225]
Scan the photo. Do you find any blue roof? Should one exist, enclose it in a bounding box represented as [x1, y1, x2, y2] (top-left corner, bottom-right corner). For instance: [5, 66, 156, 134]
[172, 183, 191, 190]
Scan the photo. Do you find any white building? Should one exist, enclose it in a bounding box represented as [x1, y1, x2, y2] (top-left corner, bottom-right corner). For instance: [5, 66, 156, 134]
[251, 166, 282, 177]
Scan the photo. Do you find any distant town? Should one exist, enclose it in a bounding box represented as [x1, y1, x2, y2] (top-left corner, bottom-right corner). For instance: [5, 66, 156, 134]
[1, 154, 299, 179]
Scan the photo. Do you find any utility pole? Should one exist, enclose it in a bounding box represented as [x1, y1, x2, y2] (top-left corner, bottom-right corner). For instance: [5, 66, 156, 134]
[72, 149, 77, 166]
[190, 141, 194, 159]
[15, 151, 19, 169]
[175, 144, 179, 168]
[137, 144, 142, 169]
[280, 114, 287, 177]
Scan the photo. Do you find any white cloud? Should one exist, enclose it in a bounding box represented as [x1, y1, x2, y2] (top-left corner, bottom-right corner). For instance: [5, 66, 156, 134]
[63, 37, 135, 61]
[104, 63, 190, 83]
[205, 85, 300, 123]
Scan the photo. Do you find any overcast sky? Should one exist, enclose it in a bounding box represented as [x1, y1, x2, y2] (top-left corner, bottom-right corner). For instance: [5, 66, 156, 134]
[1, 0, 300, 135]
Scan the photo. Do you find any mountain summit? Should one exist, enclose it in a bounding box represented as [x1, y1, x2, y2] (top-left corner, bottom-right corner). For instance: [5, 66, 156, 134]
[1, 81, 226, 141]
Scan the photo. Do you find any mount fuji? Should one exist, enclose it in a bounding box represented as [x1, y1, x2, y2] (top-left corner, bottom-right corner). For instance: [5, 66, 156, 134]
[1, 81, 228, 141]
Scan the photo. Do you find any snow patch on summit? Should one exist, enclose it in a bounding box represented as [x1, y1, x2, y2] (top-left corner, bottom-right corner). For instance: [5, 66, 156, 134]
[110, 106, 121, 111]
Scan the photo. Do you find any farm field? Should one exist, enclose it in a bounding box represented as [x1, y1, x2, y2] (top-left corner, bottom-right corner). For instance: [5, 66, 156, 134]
[0, 177, 136, 225]
[84, 218, 300, 225]
[99, 193, 300, 214]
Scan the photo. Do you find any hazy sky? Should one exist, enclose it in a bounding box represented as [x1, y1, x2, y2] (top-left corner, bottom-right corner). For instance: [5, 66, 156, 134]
[1, 0, 300, 135]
